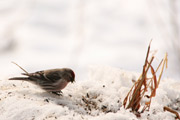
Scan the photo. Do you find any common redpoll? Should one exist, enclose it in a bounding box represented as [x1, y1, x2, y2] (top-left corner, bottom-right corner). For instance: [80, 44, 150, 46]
[9, 63, 75, 95]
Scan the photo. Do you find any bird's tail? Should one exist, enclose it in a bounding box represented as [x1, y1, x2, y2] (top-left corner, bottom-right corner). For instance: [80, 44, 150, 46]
[9, 77, 29, 81]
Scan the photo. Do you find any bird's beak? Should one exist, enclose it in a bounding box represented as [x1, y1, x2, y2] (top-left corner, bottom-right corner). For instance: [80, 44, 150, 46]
[72, 79, 75, 83]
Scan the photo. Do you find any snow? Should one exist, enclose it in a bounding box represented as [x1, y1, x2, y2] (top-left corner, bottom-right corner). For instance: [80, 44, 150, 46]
[0, 66, 180, 120]
[0, 0, 180, 119]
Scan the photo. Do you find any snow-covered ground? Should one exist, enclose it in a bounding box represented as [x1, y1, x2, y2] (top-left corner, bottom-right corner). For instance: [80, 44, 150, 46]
[0, 0, 180, 119]
[1, 66, 180, 120]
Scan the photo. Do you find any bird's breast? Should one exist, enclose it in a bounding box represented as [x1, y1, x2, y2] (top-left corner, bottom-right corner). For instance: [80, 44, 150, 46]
[54, 79, 69, 91]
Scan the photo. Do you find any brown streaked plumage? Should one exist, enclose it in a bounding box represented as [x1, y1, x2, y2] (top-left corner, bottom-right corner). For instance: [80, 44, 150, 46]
[9, 63, 75, 95]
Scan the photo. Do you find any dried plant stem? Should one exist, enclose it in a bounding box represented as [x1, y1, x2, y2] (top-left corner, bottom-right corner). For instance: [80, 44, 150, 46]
[164, 106, 180, 119]
[11, 61, 29, 74]
[157, 53, 168, 86]
[126, 57, 154, 110]
[123, 41, 168, 114]
[126, 42, 154, 110]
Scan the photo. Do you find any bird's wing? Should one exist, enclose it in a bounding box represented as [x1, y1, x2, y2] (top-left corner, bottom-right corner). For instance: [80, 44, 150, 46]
[20, 70, 46, 81]
[44, 71, 62, 82]
[21, 70, 62, 83]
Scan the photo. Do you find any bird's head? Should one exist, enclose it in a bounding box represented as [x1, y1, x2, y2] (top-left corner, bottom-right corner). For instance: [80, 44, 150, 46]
[64, 68, 75, 83]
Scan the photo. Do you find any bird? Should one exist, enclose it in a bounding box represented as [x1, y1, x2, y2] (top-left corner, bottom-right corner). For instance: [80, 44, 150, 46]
[9, 62, 75, 95]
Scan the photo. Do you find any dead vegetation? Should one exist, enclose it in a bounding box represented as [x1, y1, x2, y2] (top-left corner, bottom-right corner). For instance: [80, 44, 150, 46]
[123, 41, 168, 116]
[164, 106, 180, 120]
[80, 92, 120, 115]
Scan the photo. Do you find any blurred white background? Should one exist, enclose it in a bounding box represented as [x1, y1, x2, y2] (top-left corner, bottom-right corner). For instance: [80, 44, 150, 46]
[0, 0, 179, 81]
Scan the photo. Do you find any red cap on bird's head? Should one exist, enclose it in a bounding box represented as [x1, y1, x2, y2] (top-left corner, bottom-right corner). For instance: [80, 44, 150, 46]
[64, 68, 75, 83]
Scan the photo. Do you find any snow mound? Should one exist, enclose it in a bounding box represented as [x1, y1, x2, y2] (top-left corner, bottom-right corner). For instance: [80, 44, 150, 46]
[0, 66, 180, 120]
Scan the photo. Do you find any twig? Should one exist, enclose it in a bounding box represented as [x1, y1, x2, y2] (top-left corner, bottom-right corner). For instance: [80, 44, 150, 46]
[164, 106, 180, 119]
[11, 61, 29, 74]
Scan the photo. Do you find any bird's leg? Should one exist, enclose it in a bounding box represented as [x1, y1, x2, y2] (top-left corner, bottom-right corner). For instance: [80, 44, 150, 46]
[51, 91, 63, 96]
